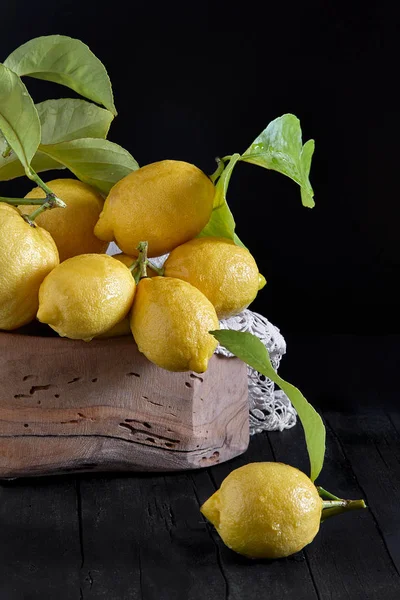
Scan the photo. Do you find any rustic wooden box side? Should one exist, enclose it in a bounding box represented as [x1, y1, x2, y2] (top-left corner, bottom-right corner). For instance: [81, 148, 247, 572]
[0, 333, 249, 478]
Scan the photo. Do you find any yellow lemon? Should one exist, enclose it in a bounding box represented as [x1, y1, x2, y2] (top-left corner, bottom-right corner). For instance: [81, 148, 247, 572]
[0, 203, 59, 330]
[130, 276, 219, 372]
[201, 462, 322, 559]
[164, 237, 261, 319]
[22, 178, 108, 262]
[95, 316, 131, 338]
[94, 160, 215, 258]
[37, 254, 136, 340]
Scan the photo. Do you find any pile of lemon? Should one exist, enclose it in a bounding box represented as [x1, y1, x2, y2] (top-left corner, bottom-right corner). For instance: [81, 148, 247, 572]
[0, 160, 263, 373]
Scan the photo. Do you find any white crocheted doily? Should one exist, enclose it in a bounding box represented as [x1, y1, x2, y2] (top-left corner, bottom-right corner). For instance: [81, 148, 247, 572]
[217, 310, 296, 435]
[107, 244, 297, 435]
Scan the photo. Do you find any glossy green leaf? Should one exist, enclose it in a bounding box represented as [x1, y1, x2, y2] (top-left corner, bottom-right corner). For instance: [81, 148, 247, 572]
[241, 114, 315, 208]
[4, 35, 116, 115]
[0, 63, 40, 171]
[199, 154, 245, 247]
[39, 138, 139, 194]
[210, 329, 326, 481]
[0, 98, 114, 181]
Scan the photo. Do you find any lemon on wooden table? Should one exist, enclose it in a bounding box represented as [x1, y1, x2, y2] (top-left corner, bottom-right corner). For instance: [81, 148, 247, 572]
[94, 160, 215, 258]
[201, 462, 322, 559]
[164, 237, 261, 319]
[130, 276, 219, 373]
[37, 254, 136, 341]
[22, 178, 108, 262]
[0, 203, 59, 330]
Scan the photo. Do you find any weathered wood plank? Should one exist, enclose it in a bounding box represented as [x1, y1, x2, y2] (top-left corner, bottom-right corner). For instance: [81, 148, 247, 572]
[268, 409, 400, 600]
[0, 476, 81, 599]
[77, 472, 227, 599]
[322, 410, 400, 579]
[0, 333, 249, 477]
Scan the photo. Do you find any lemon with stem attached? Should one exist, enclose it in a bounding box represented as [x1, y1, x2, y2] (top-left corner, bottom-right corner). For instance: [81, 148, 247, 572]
[130, 242, 219, 372]
[22, 179, 108, 262]
[201, 462, 366, 559]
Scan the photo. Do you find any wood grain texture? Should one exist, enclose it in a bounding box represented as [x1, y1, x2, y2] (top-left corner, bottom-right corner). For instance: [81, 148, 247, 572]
[1, 408, 400, 599]
[269, 411, 400, 600]
[0, 333, 249, 478]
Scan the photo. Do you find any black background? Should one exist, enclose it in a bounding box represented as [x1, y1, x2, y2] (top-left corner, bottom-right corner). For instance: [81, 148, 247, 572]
[1, 1, 397, 335]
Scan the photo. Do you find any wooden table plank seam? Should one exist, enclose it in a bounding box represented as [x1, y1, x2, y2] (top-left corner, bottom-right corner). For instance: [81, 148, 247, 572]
[188, 472, 230, 599]
[2, 406, 400, 600]
[76, 479, 86, 599]
[323, 414, 400, 581]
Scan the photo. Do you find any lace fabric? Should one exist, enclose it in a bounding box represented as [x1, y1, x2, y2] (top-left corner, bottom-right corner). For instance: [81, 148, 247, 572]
[216, 310, 297, 435]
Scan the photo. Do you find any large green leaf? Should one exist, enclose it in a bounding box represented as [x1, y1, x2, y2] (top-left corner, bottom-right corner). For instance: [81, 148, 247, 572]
[39, 138, 139, 194]
[38, 99, 114, 144]
[0, 98, 114, 181]
[241, 114, 315, 208]
[4, 35, 116, 115]
[199, 154, 245, 247]
[0, 63, 40, 171]
[211, 329, 326, 482]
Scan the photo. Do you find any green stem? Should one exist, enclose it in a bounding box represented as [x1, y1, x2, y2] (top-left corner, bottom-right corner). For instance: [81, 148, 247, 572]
[128, 258, 140, 273]
[27, 192, 67, 221]
[133, 241, 148, 283]
[23, 167, 66, 218]
[27, 204, 50, 221]
[317, 486, 342, 501]
[147, 260, 164, 276]
[321, 498, 367, 522]
[25, 168, 57, 197]
[209, 157, 225, 183]
[0, 196, 53, 206]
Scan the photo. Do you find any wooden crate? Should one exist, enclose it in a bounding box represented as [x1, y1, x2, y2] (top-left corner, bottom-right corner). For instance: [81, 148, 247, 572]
[0, 333, 249, 478]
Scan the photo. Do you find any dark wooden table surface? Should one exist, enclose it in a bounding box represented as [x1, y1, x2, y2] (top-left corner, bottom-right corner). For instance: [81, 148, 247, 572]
[1, 335, 399, 600]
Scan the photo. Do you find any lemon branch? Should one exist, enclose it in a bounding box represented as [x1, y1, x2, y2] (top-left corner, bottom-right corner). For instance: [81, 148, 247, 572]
[147, 261, 164, 276]
[209, 157, 225, 183]
[128, 259, 140, 273]
[128, 243, 165, 282]
[137, 241, 148, 278]
[129, 241, 149, 284]
[318, 487, 367, 522]
[209, 155, 235, 184]
[0, 167, 66, 222]
[0, 196, 51, 205]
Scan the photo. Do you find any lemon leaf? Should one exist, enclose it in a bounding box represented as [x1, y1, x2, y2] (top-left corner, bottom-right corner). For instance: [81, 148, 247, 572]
[4, 35, 116, 115]
[39, 138, 138, 194]
[210, 329, 326, 482]
[199, 154, 246, 247]
[0, 63, 40, 171]
[0, 99, 114, 181]
[241, 114, 315, 208]
[37, 99, 114, 145]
